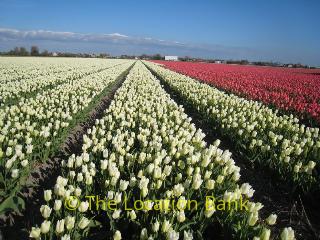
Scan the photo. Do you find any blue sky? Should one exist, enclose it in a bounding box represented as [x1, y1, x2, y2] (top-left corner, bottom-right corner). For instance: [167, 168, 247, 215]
[0, 0, 319, 65]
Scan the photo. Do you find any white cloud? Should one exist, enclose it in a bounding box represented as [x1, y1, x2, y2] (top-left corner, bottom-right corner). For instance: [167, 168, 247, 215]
[0, 27, 186, 47]
[0, 27, 256, 59]
[108, 33, 128, 38]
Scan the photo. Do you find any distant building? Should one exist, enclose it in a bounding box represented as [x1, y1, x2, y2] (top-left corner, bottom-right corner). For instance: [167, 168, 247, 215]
[52, 52, 58, 57]
[165, 56, 178, 61]
[215, 60, 222, 64]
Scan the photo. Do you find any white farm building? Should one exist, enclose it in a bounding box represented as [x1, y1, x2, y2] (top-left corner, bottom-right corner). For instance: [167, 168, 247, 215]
[165, 56, 178, 61]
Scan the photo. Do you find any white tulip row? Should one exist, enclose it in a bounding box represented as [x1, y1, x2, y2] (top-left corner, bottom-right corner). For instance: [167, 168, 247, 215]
[0, 57, 121, 83]
[31, 62, 294, 240]
[0, 57, 67, 82]
[0, 57, 128, 106]
[144, 61, 319, 192]
[0, 60, 134, 213]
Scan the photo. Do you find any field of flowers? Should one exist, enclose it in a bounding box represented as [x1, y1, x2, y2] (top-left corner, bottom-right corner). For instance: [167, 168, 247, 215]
[2, 57, 317, 239]
[145, 61, 319, 192]
[30, 62, 292, 240]
[151, 61, 320, 125]
[0, 57, 127, 106]
[0, 57, 134, 216]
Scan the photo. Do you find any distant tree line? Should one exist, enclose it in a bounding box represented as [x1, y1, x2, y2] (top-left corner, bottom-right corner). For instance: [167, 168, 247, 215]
[2, 46, 40, 56]
[117, 53, 164, 60]
[0, 46, 111, 58]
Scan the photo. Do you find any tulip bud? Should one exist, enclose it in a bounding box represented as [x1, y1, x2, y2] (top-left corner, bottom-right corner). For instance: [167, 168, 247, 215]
[260, 228, 271, 240]
[74, 187, 82, 197]
[78, 201, 89, 212]
[21, 159, 28, 167]
[248, 212, 258, 226]
[6, 147, 13, 156]
[44, 190, 52, 202]
[40, 205, 52, 219]
[140, 228, 148, 240]
[78, 217, 90, 229]
[153, 167, 162, 179]
[11, 169, 19, 178]
[54, 199, 62, 211]
[65, 216, 75, 230]
[177, 211, 186, 222]
[184, 230, 193, 240]
[129, 210, 136, 220]
[114, 230, 122, 240]
[161, 220, 171, 233]
[266, 214, 277, 225]
[119, 180, 129, 191]
[40, 220, 51, 234]
[61, 234, 71, 240]
[281, 227, 295, 240]
[55, 219, 65, 234]
[100, 160, 108, 170]
[112, 209, 121, 219]
[152, 221, 160, 232]
[29, 227, 41, 239]
[205, 179, 215, 190]
[308, 161, 316, 169]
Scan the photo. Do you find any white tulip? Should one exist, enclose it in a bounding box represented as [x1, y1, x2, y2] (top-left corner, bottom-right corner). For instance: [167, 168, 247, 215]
[112, 209, 121, 219]
[78, 216, 90, 229]
[78, 201, 89, 212]
[40, 220, 51, 234]
[11, 169, 19, 178]
[140, 228, 148, 240]
[29, 227, 41, 239]
[40, 205, 52, 219]
[44, 190, 52, 202]
[54, 199, 62, 211]
[152, 221, 160, 232]
[114, 230, 122, 240]
[65, 216, 75, 230]
[280, 227, 295, 240]
[260, 228, 271, 240]
[61, 234, 71, 240]
[266, 214, 277, 225]
[177, 211, 186, 222]
[161, 219, 171, 233]
[183, 230, 193, 240]
[129, 210, 136, 220]
[56, 219, 65, 234]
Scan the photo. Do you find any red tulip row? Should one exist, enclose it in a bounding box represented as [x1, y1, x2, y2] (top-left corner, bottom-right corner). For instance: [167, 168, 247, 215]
[151, 61, 320, 124]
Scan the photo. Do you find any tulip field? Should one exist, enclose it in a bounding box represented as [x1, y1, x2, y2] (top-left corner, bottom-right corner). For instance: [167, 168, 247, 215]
[1, 57, 319, 240]
[151, 61, 320, 125]
[0, 58, 133, 205]
[145, 61, 320, 192]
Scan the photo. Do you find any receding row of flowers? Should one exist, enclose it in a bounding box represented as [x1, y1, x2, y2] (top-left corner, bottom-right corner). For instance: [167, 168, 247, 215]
[151, 60, 320, 125]
[0, 58, 128, 106]
[0, 57, 67, 83]
[0, 60, 133, 215]
[30, 62, 294, 240]
[144, 61, 319, 192]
